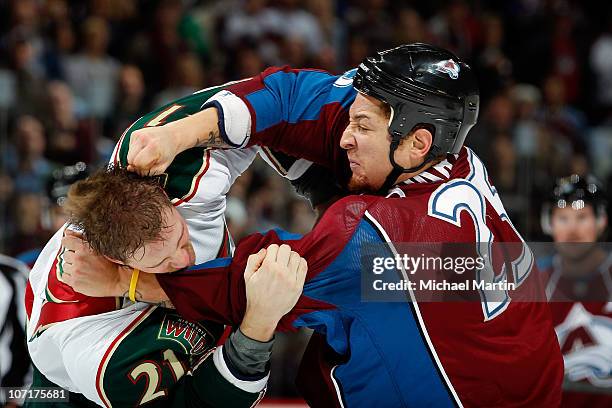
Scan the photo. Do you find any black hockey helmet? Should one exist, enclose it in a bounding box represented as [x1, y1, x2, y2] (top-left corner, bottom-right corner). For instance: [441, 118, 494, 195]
[353, 43, 479, 192]
[541, 174, 608, 234]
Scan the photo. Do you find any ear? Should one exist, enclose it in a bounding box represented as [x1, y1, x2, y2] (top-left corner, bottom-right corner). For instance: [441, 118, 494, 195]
[395, 127, 434, 169]
[410, 127, 433, 159]
[103, 254, 125, 265]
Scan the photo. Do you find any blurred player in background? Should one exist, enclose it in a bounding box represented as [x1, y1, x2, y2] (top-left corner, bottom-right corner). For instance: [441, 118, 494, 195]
[540, 174, 612, 407]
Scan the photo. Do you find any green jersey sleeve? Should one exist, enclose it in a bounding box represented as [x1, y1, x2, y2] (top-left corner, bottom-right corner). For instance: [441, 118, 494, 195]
[111, 86, 228, 202]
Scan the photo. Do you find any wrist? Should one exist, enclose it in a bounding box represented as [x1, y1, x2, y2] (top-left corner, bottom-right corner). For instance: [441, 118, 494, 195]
[166, 121, 190, 156]
[240, 311, 279, 342]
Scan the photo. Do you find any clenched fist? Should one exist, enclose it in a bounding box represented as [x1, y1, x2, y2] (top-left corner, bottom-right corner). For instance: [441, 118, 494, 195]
[125, 107, 222, 176]
[60, 229, 123, 297]
[127, 126, 181, 176]
[240, 244, 308, 341]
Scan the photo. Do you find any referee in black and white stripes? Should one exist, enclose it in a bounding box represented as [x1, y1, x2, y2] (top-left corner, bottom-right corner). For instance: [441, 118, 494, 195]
[0, 254, 31, 406]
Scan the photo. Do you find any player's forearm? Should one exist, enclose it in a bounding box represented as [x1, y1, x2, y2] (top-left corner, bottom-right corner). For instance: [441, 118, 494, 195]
[167, 107, 230, 153]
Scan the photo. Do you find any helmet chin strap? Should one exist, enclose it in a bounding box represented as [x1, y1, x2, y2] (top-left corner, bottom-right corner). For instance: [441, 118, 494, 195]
[376, 132, 435, 195]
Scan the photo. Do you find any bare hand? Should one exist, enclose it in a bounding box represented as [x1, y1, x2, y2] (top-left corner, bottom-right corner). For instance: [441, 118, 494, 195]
[126, 126, 180, 176]
[241, 244, 308, 341]
[60, 229, 123, 297]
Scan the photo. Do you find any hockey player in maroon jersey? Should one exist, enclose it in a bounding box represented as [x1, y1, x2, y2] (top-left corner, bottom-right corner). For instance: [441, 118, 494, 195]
[540, 174, 612, 407]
[64, 44, 564, 406]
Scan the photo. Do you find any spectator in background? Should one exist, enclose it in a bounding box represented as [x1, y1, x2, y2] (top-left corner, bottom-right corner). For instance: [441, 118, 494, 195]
[153, 53, 205, 108]
[278, 36, 311, 67]
[63, 16, 119, 119]
[511, 83, 542, 159]
[6, 0, 44, 73]
[222, 0, 270, 49]
[468, 92, 515, 162]
[233, 42, 266, 79]
[428, 0, 479, 58]
[1, 116, 52, 254]
[145, 0, 203, 92]
[538, 74, 588, 157]
[109, 64, 148, 140]
[39, 0, 73, 80]
[550, 12, 581, 104]
[475, 13, 512, 101]
[3, 116, 51, 195]
[225, 196, 249, 242]
[394, 8, 433, 46]
[589, 17, 612, 124]
[346, 0, 393, 52]
[11, 193, 45, 255]
[308, 0, 344, 69]
[41, 19, 75, 80]
[345, 34, 370, 69]
[4, 31, 48, 117]
[247, 172, 291, 232]
[44, 81, 97, 165]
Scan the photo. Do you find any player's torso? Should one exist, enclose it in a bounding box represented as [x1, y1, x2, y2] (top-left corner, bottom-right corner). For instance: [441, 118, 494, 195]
[373, 147, 563, 406]
[541, 259, 612, 405]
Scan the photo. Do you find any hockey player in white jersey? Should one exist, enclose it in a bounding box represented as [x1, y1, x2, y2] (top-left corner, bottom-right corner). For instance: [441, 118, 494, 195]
[25, 86, 312, 407]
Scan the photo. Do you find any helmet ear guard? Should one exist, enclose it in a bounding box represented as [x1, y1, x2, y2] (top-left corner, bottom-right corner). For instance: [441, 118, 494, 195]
[451, 94, 480, 154]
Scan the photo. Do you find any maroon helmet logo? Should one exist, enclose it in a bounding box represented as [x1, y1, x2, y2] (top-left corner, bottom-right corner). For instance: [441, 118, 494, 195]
[433, 59, 460, 79]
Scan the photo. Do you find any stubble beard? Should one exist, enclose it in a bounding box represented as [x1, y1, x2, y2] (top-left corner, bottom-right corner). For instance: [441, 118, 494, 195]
[348, 174, 381, 194]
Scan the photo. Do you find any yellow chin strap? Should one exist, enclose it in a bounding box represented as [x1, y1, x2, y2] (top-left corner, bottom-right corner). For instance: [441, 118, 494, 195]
[128, 268, 141, 302]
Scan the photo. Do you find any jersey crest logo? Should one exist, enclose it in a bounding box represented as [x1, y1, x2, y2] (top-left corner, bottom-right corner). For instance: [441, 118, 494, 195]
[433, 59, 460, 79]
[158, 314, 215, 356]
[556, 303, 612, 387]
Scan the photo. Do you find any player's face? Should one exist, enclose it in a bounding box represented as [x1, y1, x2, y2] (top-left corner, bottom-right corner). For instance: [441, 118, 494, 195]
[127, 206, 196, 273]
[340, 94, 393, 192]
[550, 205, 600, 243]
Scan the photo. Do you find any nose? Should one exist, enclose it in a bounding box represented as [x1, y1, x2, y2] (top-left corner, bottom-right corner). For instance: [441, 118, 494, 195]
[340, 127, 356, 150]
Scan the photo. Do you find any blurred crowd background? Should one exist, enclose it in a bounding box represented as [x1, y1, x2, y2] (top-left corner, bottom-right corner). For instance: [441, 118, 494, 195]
[2, 0, 612, 401]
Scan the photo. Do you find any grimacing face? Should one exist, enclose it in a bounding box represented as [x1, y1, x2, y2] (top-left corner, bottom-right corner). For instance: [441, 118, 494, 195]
[340, 93, 431, 192]
[121, 206, 196, 273]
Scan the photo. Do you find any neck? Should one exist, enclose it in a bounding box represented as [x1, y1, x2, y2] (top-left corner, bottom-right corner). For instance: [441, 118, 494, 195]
[561, 246, 607, 277]
[395, 157, 444, 184]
